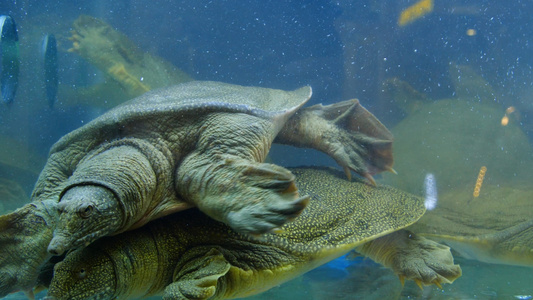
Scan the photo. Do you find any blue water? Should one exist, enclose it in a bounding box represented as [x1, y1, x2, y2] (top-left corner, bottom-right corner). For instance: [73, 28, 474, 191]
[2, 0, 533, 150]
[1, 0, 533, 299]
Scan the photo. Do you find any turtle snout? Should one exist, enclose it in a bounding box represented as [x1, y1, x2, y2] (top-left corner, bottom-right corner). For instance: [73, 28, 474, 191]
[48, 235, 68, 256]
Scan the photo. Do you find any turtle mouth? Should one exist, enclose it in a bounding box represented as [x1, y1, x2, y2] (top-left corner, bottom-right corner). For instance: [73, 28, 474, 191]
[48, 229, 102, 256]
[48, 234, 73, 256]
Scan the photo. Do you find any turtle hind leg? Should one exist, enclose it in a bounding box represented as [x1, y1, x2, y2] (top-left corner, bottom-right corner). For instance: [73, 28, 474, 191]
[176, 154, 309, 235]
[276, 99, 394, 184]
[356, 230, 462, 289]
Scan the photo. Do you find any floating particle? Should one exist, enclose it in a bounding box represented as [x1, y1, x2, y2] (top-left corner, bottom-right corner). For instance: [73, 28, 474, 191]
[466, 29, 477, 36]
[501, 115, 509, 126]
[473, 166, 487, 198]
[501, 106, 516, 126]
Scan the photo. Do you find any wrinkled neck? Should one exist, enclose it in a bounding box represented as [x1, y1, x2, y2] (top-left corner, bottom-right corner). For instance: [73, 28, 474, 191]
[62, 140, 159, 231]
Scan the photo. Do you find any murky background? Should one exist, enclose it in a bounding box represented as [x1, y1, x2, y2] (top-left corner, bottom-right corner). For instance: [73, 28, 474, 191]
[1, 0, 532, 299]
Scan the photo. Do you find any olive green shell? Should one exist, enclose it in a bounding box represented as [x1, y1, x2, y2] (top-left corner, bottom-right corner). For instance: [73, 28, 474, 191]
[51, 81, 311, 155]
[31, 81, 311, 202]
[282, 167, 425, 247]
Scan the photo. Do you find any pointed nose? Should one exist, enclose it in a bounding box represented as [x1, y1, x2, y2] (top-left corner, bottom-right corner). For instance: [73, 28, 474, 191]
[48, 235, 67, 256]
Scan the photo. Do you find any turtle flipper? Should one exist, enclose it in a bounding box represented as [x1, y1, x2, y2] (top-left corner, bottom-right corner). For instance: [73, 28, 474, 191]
[165, 248, 231, 300]
[356, 230, 462, 289]
[276, 99, 394, 183]
[177, 154, 309, 235]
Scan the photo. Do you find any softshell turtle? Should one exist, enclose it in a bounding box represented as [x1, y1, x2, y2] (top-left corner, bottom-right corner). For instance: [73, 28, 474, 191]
[379, 69, 533, 268]
[32, 80, 393, 257]
[45, 167, 461, 300]
[67, 15, 192, 104]
[380, 68, 533, 195]
[410, 183, 533, 267]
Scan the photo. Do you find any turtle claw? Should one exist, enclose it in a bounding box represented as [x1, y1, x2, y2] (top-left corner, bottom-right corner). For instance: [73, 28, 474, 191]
[23, 289, 35, 300]
[398, 275, 405, 287]
[386, 167, 398, 175]
[226, 195, 310, 235]
[433, 280, 443, 289]
[309, 100, 394, 180]
[342, 165, 376, 186]
[414, 279, 424, 290]
[270, 227, 285, 234]
[363, 173, 376, 186]
[343, 166, 352, 181]
[388, 232, 461, 290]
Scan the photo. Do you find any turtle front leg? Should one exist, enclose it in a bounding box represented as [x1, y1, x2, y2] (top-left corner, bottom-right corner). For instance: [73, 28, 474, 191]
[276, 99, 394, 184]
[356, 230, 462, 289]
[176, 113, 309, 235]
[177, 153, 309, 234]
[164, 248, 231, 300]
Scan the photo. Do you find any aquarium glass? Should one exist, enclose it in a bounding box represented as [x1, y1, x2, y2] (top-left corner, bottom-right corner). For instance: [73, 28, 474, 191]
[1, 0, 532, 299]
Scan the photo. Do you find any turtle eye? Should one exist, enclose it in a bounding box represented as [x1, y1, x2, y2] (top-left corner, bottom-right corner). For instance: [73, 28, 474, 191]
[77, 267, 87, 279]
[78, 205, 94, 218]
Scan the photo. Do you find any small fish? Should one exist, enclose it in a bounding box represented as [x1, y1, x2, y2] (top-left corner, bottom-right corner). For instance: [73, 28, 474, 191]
[0, 15, 20, 105]
[42, 34, 58, 108]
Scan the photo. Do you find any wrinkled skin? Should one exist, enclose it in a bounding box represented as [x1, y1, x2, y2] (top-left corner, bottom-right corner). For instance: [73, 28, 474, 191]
[0, 201, 57, 298]
[44, 87, 394, 257]
[47, 186, 123, 256]
[356, 230, 462, 288]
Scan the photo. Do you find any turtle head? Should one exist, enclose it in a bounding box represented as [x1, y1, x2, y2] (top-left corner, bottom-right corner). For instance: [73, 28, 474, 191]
[48, 185, 123, 256]
[0, 201, 56, 297]
[46, 246, 117, 300]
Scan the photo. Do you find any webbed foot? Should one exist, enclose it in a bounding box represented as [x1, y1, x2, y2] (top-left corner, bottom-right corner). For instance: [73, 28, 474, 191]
[164, 248, 231, 300]
[317, 100, 395, 183]
[357, 230, 462, 289]
[277, 99, 394, 184]
[392, 232, 462, 289]
[177, 157, 309, 235]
